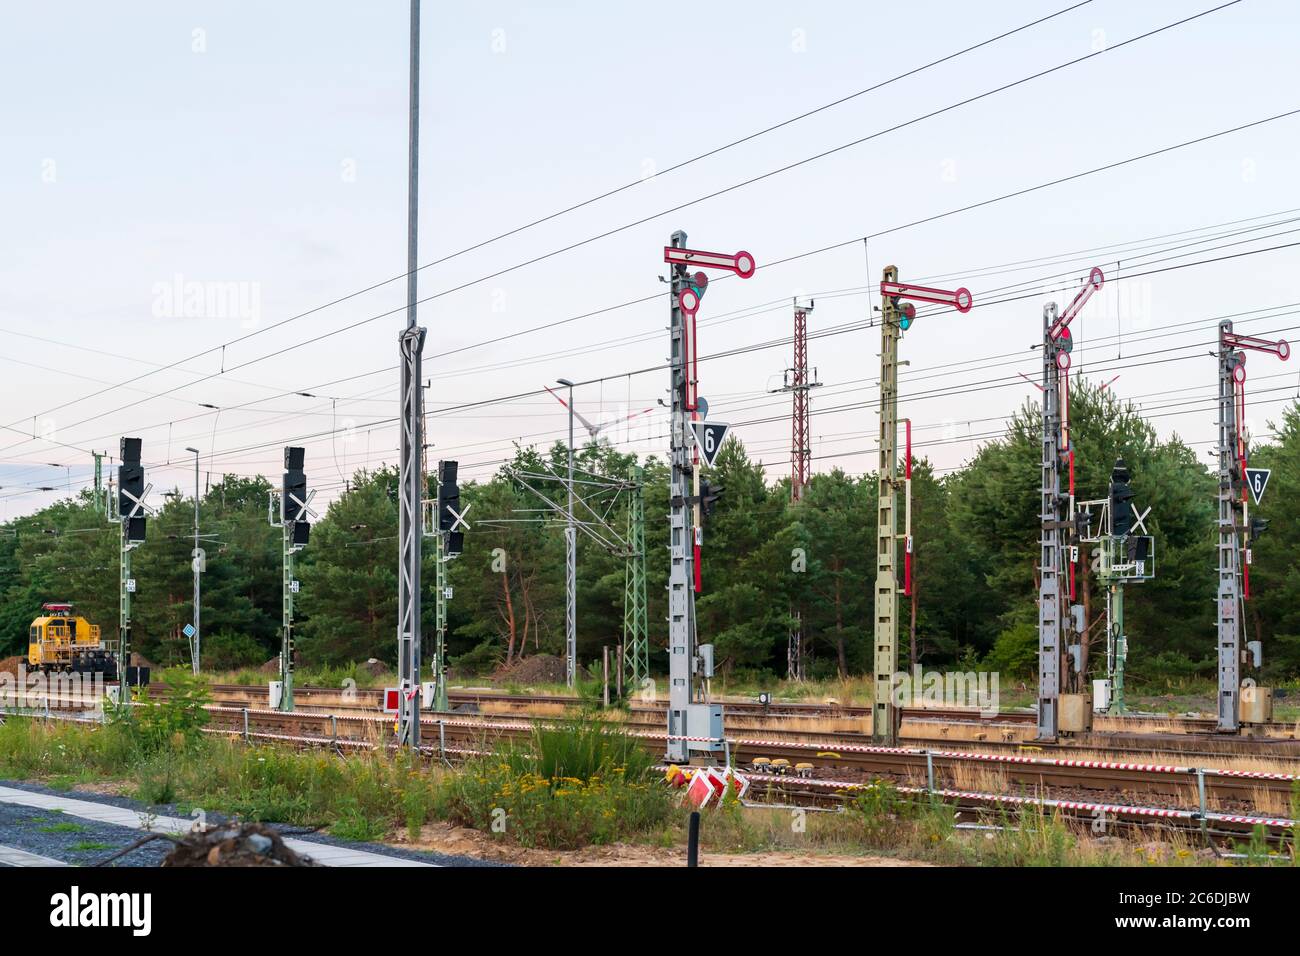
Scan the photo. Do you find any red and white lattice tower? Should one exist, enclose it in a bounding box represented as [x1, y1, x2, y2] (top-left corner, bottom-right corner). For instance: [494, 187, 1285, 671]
[786, 302, 819, 500]
[772, 301, 819, 679]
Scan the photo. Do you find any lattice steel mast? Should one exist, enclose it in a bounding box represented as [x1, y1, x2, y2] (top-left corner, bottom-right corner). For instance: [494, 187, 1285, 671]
[773, 300, 818, 680]
[1214, 320, 1290, 730]
[623, 466, 649, 694]
[1035, 268, 1104, 741]
[873, 270, 972, 742]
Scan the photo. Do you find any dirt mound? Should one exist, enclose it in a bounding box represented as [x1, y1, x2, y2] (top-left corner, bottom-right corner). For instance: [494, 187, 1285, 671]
[360, 658, 389, 677]
[0, 656, 24, 677]
[493, 653, 566, 685]
[163, 823, 321, 867]
[259, 657, 280, 674]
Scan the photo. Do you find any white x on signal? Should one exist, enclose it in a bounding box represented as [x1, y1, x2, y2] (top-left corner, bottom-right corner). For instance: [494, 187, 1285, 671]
[448, 502, 472, 533]
[1132, 505, 1150, 536]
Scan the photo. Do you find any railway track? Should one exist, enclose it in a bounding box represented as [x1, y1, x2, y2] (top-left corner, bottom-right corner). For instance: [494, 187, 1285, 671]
[179, 684, 1300, 763]
[175, 683, 1258, 737]
[6, 703, 1294, 844]
[193, 703, 1300, 812]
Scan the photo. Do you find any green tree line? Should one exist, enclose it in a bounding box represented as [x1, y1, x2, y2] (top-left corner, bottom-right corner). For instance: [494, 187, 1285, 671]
[3, 379, 1297, 683]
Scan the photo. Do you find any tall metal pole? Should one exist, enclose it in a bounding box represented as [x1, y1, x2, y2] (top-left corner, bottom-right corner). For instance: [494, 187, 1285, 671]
[396, 0, 425, 748]
[1216, 319, 1242, 732]
[873, 267, 901, 742]
[1037, 303, 1063, 740]
[666, 230, 698, 763]
[565, 381, 577, 688]
[188, 447, 201, 675]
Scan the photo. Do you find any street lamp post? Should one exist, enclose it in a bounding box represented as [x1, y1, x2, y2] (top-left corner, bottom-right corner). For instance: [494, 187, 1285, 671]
[185, 447, 201, 674]
[557, 378, 576, 688]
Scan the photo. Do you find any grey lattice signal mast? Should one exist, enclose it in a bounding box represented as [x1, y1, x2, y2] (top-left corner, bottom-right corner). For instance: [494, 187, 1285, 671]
[1215, 321, 1290, 731]
[874, 271, 972, 743]
[662, 233, 754, 763]
[1036, 267, 1104, 741]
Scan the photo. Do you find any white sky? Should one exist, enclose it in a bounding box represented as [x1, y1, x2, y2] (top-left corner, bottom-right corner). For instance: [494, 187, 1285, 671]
[2, 0, 1298, 520]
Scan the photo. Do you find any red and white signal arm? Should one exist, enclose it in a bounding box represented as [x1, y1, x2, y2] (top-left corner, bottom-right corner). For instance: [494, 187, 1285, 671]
[664, 247, 756, 279]
[382, 687, 401, 714]
[880, 280, 973, 313]
[1048, 267, 1105, 340]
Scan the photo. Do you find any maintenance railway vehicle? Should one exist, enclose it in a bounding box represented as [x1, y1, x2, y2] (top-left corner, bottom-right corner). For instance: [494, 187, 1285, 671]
[27, 603, 118, 678]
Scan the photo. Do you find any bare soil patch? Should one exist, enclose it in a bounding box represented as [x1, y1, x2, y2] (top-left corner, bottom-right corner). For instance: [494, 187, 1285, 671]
[392, 821, 931, 867]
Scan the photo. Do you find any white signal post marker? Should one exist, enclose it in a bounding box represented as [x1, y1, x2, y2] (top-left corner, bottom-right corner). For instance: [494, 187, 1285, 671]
[690, 421, 730, 468]
[879, 280, 973, 313]
[1245, 467, 1271, 506]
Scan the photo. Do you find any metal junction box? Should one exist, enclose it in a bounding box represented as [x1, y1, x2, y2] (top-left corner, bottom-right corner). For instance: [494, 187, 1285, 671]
[686, 703, 724, 754]
[1059, 693, 1093, 732]
[1092, 679, 1111, 713]
[1241, 685, 1273, 724]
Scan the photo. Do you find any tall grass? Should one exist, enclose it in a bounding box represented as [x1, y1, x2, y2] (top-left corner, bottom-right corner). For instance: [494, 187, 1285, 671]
[499, 715, 657, 781]
[440, 717, 671, 849]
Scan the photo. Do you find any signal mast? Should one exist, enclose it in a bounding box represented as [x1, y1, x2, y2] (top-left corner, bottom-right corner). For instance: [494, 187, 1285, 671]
[874, 270, 972, 742]
[1075, 458, 1155, 715]
[662, 233, 755, 763]
[1215, 321, 1289, 732]
[1035, 268, 1104, 741]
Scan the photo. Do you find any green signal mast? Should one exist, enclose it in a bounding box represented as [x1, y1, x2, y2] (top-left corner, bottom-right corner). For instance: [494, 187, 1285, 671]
[622, 466, 649, 696]
[873, 268, 972, 742]
[1076, 458, 1154, 715]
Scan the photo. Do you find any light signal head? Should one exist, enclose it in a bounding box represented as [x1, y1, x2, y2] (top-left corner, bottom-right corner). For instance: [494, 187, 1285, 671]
[897, 302, 917, 331]
[680, 272, 708, 316]
[437, 459, 461, 533]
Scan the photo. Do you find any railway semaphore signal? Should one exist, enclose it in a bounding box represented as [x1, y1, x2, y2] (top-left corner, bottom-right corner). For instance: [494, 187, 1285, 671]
[873, 267, 974, 744]
[663, 232, 754, 764]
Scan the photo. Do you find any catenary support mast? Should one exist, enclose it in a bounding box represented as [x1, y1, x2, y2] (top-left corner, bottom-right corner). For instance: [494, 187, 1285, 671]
[623, 466, 649, 694]
[776, 300, 817, 680]
[397, 0, 425, 748]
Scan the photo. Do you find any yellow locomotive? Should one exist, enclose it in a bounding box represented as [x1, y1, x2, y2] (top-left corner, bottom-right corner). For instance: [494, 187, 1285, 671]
[27, 603, 118, 678]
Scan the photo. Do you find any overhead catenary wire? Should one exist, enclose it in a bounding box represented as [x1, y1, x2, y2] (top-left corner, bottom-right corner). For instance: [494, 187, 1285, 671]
[10, 170, 1300, 478]
[10, 234, 1300, 505]
[43, 297, 1297, 504]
